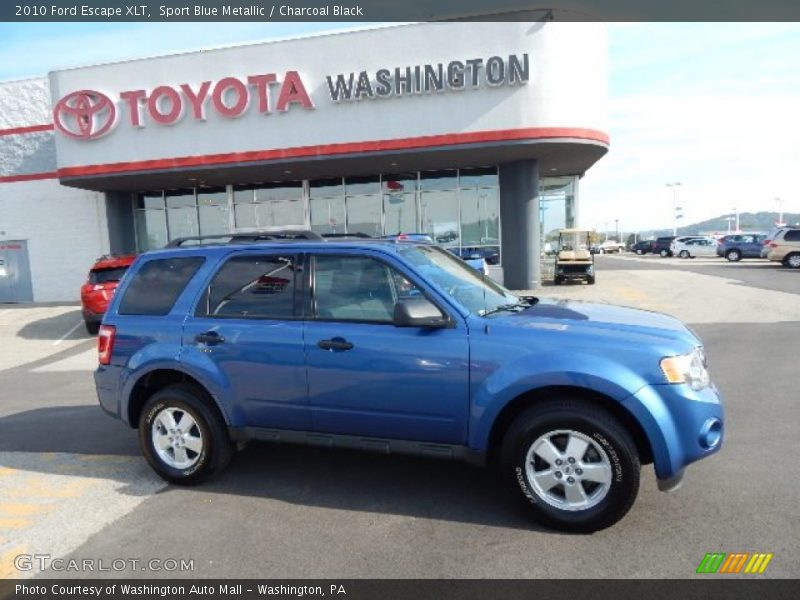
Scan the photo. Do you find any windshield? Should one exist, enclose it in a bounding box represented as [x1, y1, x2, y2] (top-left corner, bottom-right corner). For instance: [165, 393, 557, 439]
[559, 232, 589, 251]
[397, 245, 519, 316]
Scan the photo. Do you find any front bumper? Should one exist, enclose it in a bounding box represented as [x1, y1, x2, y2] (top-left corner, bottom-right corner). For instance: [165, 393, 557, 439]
[623, 382, 724, 488]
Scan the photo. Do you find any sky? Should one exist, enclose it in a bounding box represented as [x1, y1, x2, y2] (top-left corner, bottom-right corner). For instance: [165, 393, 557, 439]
[1, 21, 799, 234]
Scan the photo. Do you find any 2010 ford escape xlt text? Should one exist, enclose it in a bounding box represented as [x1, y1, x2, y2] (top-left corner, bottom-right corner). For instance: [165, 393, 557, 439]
[94, 231, 724, 532]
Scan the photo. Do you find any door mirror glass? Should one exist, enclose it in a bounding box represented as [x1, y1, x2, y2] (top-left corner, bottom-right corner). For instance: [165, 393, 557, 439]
[394, 298, 448, 328]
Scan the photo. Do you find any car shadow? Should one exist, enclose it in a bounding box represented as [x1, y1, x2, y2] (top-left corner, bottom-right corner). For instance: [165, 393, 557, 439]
[0, 405, 550, 531]
[16, 308, 92, 341]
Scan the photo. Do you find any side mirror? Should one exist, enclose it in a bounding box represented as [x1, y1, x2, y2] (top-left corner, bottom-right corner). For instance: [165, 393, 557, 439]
[394, 298, 448, 328]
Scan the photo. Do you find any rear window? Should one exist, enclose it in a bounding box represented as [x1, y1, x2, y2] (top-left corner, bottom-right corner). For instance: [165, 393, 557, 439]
[118, 257, 205, 316]
[89, 266, 129, 284]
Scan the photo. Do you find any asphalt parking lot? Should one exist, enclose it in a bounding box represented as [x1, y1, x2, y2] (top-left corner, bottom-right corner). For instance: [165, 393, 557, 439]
[0, 254, 798, 579]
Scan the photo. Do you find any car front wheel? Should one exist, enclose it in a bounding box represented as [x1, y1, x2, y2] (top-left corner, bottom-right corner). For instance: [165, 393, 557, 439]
[679, 250, 689, 258]
[659, 249, 669, 257]
[501, 399, 640, 532]
[726, 249, 741, 262]
[139, 384, 234, 485]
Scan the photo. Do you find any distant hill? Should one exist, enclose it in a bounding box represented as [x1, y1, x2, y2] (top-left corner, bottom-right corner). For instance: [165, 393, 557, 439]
[637, 211, 800, 239]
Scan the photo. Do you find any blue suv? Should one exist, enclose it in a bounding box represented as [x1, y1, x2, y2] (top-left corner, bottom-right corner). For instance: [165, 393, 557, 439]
[95, 231, 724, 532]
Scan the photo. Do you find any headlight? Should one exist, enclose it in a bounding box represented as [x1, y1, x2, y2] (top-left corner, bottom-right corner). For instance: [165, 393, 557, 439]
[660, 347, 710, 391]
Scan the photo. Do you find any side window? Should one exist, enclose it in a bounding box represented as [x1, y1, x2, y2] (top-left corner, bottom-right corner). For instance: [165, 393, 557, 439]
[119, 257, 205, 316]
[312, 255, 421, 322]
[740, 235, 754, 244]
[784, 230, 800, 242]
[198, 255, 297, 319]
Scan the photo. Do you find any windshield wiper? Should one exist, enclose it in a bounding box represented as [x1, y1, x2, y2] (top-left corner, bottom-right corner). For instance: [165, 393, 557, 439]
[481, 297, 538, 317]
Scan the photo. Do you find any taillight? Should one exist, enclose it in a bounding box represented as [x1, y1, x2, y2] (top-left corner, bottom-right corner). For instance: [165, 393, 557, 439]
[98, 325, 116, 365]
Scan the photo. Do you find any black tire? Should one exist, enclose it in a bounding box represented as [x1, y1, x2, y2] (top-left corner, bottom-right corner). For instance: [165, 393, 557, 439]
[635, 249, 644, 255]
[500, 399, 640, 533]
[726, 249, 741, 262]
[659, 249, 669, 257]
[679, 250, 689, 259]
[84, 320, 100, 335]
[139, 383, 234, 485]
[553, 277, 563, 286]
[785, 253, 800, 269]
[587, 275, 596, 285]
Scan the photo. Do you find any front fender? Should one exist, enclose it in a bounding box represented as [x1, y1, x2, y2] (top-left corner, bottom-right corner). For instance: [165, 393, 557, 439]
[468, 351, 650, 451]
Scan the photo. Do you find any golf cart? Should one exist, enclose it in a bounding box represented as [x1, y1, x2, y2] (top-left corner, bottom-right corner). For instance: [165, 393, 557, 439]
[554, 229, 595, 285]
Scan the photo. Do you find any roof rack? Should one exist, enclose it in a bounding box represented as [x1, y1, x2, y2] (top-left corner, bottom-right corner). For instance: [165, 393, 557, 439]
[165, 230, 324, 248]
[321, 232, 373, 239]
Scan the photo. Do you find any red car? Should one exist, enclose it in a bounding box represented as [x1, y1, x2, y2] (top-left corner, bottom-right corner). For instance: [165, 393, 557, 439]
[80, 254, 136, 334]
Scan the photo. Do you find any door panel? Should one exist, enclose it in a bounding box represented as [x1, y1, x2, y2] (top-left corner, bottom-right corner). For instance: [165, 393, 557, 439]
[181, 253, 309, 429]
[304, 253, 470, 444]
[0, 240, 33, 303]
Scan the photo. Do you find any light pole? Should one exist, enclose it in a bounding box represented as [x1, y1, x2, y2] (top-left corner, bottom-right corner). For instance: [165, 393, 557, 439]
[615, 219, 619, 241]
[732, 206, 740, 233]
[666, 182, 682, 236]
[776, 197, 786, 227]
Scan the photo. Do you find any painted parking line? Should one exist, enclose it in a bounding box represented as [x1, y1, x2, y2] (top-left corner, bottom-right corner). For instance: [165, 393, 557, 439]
[52, 320, 84, 347]
[0, 452, 165, 579]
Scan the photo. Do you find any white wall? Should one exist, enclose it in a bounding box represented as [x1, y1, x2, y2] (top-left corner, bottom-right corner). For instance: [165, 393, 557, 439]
[0, 178, 109, 302]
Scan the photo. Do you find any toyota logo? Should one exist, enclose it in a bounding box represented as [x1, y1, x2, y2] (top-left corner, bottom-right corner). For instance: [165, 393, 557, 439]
[53, 90, 116, 140]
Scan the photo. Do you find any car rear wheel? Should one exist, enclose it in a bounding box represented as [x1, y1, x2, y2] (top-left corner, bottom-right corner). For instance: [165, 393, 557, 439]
[84, 321, 100, 335]
[659, 249, 669, 257]
[679, 250, 689, 258]
[501, 399, 640, 532]
[635, 249, 644, 255]
[139, 384, 234, 485]
[726, 249, 741, 262]
[587, 274, 596, 285]
[785, 253, 800, 269]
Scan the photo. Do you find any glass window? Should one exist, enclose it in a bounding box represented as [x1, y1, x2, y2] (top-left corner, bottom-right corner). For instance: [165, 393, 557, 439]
[313, 255, 407, 322]
[255, 182, 303, 202]
[420, 170, 458, 190]
[136, 191, 164, 210]
[199, 255, 297, 319]
[197, 187, 230, 237]
[89, 266, 130, 284]
[459, 187, 500, 264]
[346, 194, 382, 237]
[383, 192, 418, 236]
[310, 196, 347, 235]
[344, 175, 380, 196]
[459, 167, 498, 188]
[419, 189, 459, 247]
[309, 178, 344, 198]
[397, 245, 517, 316]
[135, 207, 168, 251]
[382, 174, 417, 193]
[233, 184, 304, 230]
[165, 189, 198, 240]
[119, 257, 205, 316]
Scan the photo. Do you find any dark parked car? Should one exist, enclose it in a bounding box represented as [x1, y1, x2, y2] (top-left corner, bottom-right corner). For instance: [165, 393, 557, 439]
[95, 230, 724, 532]
[630, 240, 654, 255]
[716, 234, 767, 261]
[653, 236, 677, 257]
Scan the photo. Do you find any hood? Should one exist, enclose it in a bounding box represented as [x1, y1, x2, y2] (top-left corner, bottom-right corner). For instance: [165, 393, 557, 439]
[493, 298, 699, 350]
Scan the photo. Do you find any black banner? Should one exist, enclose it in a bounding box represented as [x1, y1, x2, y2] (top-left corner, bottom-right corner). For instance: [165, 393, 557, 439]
[3, 0, 800, 22]
[1, 579, 798, 600]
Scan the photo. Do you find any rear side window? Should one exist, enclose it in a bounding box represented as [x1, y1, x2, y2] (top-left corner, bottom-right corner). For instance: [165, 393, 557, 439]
[784, 230, 800, 242]
[89, 266, 129, 284]
[119, 257, 204, 316]
[197, 254, 298, 319]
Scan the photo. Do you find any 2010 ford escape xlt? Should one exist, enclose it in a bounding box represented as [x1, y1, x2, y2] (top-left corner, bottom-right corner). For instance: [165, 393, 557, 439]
[95, 231, 724, 532]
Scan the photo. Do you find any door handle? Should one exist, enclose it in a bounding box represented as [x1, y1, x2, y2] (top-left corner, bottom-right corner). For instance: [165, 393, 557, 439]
[195, 331, 225, 345]
[318, 337, 354, 352]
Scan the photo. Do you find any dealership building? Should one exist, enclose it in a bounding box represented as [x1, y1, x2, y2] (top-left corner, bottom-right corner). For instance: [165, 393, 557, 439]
[0, 21, 608, 302]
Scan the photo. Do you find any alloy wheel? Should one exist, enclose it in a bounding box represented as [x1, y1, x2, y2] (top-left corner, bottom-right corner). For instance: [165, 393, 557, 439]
[525, 430, 613, 511]
[151, 407, 204, 469]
